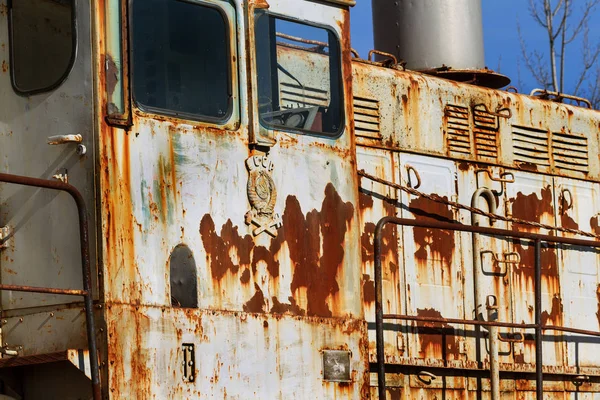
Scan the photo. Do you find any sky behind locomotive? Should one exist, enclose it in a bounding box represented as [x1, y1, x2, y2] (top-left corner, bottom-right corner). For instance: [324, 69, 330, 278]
[351, 1, 600, 94]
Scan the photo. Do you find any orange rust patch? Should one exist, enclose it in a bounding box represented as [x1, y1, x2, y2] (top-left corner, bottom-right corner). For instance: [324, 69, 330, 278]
[541, 295, 563, 326]
[510, 186, 559, 288]
[284, 184, 354, 317]
[252, 245, 279, 278]
[416, 308, 460, 359]
[597, 285, 600, 327]
[591, 216, 600, 235]
[271, 296, 304, 315]
[199, 217, 254, 281]
[1, 60, 7, 73]
[510, 186, 554, 222]
[559, 193, 578, 231]
[362, 274, 375, 304]
[240, 268, 250, 284]
[359, 191, 374, 211]
[243, 283, 266, 313]
[409, 196, 455, 266]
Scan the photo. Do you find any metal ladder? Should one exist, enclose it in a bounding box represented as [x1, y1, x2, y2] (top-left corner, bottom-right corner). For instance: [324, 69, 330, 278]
[0, 173, 100, 400]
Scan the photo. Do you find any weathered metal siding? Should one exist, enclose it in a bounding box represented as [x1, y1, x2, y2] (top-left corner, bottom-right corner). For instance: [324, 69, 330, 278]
[95, 0, 367, 397]
[354, 58, 600, 397]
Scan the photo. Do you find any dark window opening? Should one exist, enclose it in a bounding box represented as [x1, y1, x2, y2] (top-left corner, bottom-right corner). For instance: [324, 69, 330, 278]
[254, 13, 343, 136]
[131, 0, 232, 122]
[9, 0, 76, 95]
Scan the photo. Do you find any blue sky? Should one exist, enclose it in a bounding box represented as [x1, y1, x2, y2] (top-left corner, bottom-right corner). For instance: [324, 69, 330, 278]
[350, 1, 600, 94]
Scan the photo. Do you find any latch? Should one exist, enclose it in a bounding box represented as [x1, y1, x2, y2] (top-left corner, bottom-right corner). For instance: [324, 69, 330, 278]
[0, 225, 12, 250]
[182, 343, 195, 383]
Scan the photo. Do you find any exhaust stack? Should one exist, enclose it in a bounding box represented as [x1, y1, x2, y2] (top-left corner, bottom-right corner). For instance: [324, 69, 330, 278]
[371, 0, 510, 88]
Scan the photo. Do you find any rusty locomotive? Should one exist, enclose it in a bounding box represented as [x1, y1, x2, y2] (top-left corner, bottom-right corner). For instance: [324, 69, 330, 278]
[0, 0, 599, 398]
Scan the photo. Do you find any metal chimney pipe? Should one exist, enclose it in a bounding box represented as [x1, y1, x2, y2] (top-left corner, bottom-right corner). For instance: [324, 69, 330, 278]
[371, 0, 486, 71]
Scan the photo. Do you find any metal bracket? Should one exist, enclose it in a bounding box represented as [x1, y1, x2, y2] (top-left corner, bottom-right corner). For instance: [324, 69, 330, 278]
[0, 226, 12, 250]
[182, 343, 195, 383]
[480, 250, 520, 275]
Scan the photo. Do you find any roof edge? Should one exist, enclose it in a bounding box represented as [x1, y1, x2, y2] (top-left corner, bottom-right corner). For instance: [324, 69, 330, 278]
[309, 0, 356, 7]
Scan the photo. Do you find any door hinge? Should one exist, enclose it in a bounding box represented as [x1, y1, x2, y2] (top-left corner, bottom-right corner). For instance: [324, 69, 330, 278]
[182, 343, 195, 383]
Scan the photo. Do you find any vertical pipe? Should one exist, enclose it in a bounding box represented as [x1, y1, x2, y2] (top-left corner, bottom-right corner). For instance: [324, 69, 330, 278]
[534, 239, 543, 399]
[487, 297, 500, 400]
[374, 217, 389, 399]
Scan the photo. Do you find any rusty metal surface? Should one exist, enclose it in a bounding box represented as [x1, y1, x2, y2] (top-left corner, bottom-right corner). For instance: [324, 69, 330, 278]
[104, 305, 368, 399]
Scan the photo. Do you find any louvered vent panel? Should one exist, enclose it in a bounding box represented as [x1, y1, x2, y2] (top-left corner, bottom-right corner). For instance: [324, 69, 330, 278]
[445, 105, 471, 156]
[512, 125, 550, 167]
[552, 132, 589, 173]
[353, 97, 381, 139]
[473, 107, 499, 159]
[280, 82, 329, 109]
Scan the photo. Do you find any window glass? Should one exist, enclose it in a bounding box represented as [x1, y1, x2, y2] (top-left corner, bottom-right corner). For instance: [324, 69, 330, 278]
[255, 13, 343, 135]
[9, 0, 75, 94]
[132, 0, 232, 121]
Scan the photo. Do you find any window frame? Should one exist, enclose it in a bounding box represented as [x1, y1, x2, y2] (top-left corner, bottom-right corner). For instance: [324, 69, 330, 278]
[129, 0, 238, 126]
[8, 0, 78, 96]
[253, 12, 345, 138]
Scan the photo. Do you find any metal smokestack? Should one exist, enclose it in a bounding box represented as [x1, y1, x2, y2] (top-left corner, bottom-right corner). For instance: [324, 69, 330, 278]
[372, 0, 509, 88]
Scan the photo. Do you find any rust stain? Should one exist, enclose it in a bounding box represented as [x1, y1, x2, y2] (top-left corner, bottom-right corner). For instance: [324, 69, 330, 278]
[597, 284, 600, 327]
[200, 216, 254, 281]
[284, 184, 354, 317]
[415, 308, 460, 359]
[243, 283, 266, 313]
[252, 246, 279, 278]
[199, 184, 354, 317]
[240, 268, 250, 284]
[409, 196, 455, 266]
[591, 215, 600, 235]
[541, 295, 563, 326]
[359, 190, 374, 211]
[270, 296, 304, 315]
[105, 54, 119, 97]
[362, 274, 375, 304]
[510, 186, 559, 290]
[510, 186, 554, 222]
[1, 60, 7, 73]
[559, 192, 578, 230]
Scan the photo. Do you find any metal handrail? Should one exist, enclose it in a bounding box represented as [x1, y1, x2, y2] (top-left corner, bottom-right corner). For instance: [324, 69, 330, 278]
[0, 173, 100, 400]
[374, 217, 600, 400]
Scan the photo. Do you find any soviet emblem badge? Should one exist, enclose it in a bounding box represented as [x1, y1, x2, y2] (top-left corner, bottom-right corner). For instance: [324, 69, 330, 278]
[245, 155, 283, 237]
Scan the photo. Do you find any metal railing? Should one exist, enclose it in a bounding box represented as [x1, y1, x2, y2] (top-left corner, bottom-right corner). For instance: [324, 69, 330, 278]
[373, 217, 600, 400]
[0, 173, 100, 400]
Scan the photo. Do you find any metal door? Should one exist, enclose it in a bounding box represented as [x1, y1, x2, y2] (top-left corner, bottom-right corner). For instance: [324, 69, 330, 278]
[505, 171, 565, 372]
[0, 2, 96, 311]
[398, 154, 466, 366]
[554, 177, 600, 371]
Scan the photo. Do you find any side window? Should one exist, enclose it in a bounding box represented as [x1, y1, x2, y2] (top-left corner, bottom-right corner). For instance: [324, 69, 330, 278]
[131, 0, 232, 122]
[9, 0, 76, 95]
[254, 13, 343, 136]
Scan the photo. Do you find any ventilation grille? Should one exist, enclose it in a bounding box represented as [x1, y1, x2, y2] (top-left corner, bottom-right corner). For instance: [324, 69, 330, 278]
[280, 82, 329, 109]
[473, 107, 499, 159]
[353, 97, 381, 139]
[552, 132, 589, 173]
[445, 105, 471, 156]
[512, 125, 551, 168]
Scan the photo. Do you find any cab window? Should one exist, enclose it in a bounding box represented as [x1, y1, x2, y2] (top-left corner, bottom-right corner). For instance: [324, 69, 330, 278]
[131, 0, 232, 122]
[254, 13, 343, 136]
[9, 0, 75, 95]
